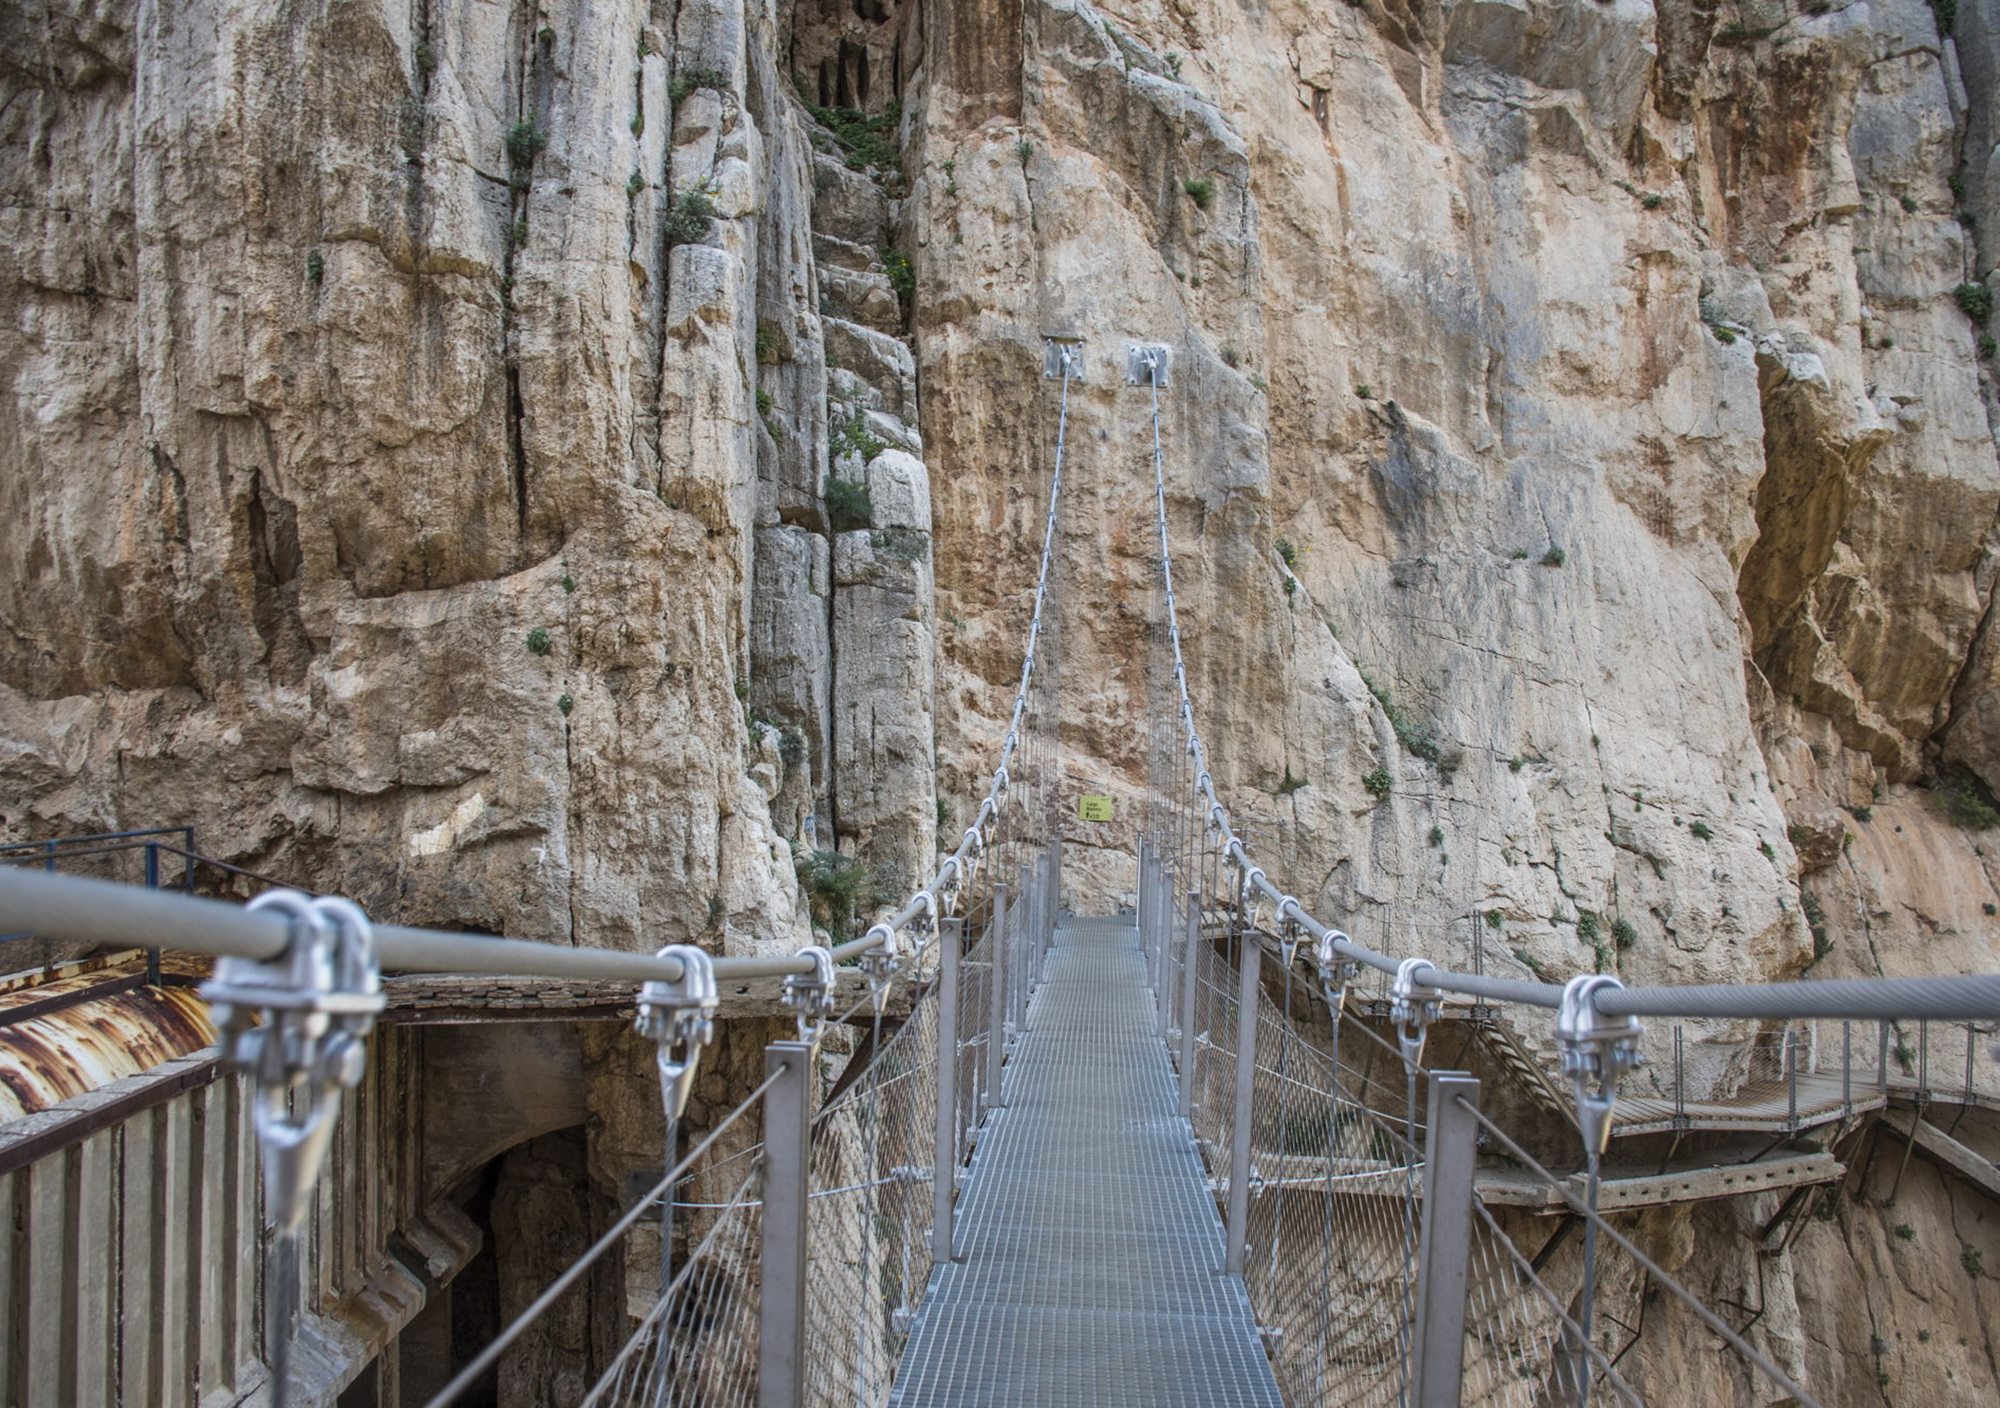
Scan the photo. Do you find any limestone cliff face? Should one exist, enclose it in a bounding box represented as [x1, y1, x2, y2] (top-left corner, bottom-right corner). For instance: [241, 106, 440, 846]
[6, 0, 2000, 1399]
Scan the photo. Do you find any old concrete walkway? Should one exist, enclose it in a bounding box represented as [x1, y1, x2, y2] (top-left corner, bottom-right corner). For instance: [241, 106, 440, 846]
[889, 915, 1283, 1407]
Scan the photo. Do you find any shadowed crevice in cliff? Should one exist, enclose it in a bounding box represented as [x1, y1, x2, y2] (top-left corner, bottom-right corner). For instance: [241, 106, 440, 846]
[1737, 342, 1899, 768]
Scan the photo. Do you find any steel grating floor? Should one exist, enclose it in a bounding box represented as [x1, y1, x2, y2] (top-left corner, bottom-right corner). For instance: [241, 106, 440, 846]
[888, 915, 1284, 1407]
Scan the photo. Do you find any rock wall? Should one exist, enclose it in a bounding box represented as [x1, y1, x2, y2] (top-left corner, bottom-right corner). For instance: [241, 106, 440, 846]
[6, 0, 2000, 1400]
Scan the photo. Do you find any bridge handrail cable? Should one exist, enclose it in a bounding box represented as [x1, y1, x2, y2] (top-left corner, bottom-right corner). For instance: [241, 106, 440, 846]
[1139, 354, 2000, 1028]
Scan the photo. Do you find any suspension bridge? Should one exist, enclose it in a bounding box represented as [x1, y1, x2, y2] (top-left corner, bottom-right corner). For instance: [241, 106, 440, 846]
[1, 342, 1997, 1406]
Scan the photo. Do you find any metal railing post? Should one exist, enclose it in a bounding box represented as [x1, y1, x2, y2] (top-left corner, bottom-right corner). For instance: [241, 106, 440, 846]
[1179, 890, 1201, 1122]
[1842, 1020, 1852, 1117]
[1051, 834, 1063, 934]
[1052, 838, 1062, 946]
[1144, 840, 1160, 984]
[986, 882, 1009, 1112]
[1015, 861, 1032, 1042]
[933, 917, 962, 1262]
[1785, 1028, 1799, 1130]
[1673, 1025, 1685, 1126]
[142, 843, 162, 985]
[1225, 931, 1260, 1276]
[1412, 1071, 1480, 1408]
[757, 1039, 814, 1408]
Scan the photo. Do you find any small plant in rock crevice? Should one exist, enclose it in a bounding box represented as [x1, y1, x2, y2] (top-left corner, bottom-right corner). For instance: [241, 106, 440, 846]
[1362, 766, 1393, 800]
[870, 528, 929, 563]
[1956, 281, 1994, 323]
[664, 187, 718, 249]
[670, 66, 729, 106]
[1611, 917, 1638, 950]
[306, 250, 324, 284]
[1278, 767, 1308, 796]
[525, 627, 552, 655]
[1935, 771, 2000, 829]
[1014, 138, 1035, 167]
[1689, 820, 1714, 840]
[1276, 538, 1299, 569]
[556, 692, 574, 716]
[825, 475, 874, 532]
[1184, 177, 1216, 210]
[829, 405, 886, 464]
[1541, 545, 1567, 567]
[881, 247, 915, 306]
[798, 848, 873, 942]
[505, 118, 549, 168]
[801, 101, 901, 171]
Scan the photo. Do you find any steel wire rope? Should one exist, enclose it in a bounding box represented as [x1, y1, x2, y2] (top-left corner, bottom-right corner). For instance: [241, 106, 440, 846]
[584, 1160, 764, 1400]
[427, 1061, 790, 1408]
[1457, 1094, 1821, 1407]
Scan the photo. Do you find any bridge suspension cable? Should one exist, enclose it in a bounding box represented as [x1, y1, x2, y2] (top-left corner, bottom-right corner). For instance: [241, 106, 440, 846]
[1131, 346, 1994, 1408]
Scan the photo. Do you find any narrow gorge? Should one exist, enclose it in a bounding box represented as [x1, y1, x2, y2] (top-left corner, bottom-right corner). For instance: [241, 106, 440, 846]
[4, 0, 1999, 1401]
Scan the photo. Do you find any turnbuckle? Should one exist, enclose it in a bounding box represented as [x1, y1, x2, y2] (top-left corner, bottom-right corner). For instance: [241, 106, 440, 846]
[1556, 975, 1644, 1155]
[1390, 957, 1441, 1069]
[784, 945, 837, 1041]
[202, 891, 385, 1234]
[634, 945, 719, 1123]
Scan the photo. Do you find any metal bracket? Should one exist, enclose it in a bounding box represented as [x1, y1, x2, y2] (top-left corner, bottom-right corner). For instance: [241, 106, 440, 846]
[202, 891, 385, 1235]
[1043, 336, 1085, 380]
[1315, 930, 1363, 1018]
[783, 945, 837, 1042]
[1279, 915, 1304, 970]
[634, 945, 719, 1123]
[1239, 865, 1266, 934]
[1556, 975, 1645, 1155]
[1126, 343, 1172, 387]
[1390, 957, 1441, 1069]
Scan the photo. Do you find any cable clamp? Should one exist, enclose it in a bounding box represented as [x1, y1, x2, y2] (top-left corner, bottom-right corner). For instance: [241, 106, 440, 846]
[1315, 930, 1363, 1017]
[783, 945, 838, 1042]
[1556, 975, 1644, 1155]
[202, 892, 385, 1234]
[1390, 957, 1441, 1069]
[634, 945, 719, 1123]
[1279, 915, 1304, 969]
[860, 941, 899, 1017]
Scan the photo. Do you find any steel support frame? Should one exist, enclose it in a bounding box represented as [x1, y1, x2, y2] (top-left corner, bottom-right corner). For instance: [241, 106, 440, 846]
[986, 882, 1009, 1112]
[933, 918, 963, 1261]
[1224, 932, 1261, 1276]
[1178, 890, 1201, 1123]
[1412, 1070, 1481, 1408]
[757, 1040, 814, 1408]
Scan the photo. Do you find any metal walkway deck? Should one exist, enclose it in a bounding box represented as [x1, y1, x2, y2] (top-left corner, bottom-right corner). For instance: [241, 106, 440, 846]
[890, 915, 1283, 1407]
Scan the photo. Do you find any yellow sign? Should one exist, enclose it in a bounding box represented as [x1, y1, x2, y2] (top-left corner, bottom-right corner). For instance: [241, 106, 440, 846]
[1077, 795, 1114, 822]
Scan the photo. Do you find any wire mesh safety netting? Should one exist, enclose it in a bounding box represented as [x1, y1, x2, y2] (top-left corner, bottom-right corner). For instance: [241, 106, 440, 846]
[585, 1162, 766, 1407]
[584, 911, 1025, 1408]
[799, 973, 947, 1408]
[1164, 892, 1641, 1408]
